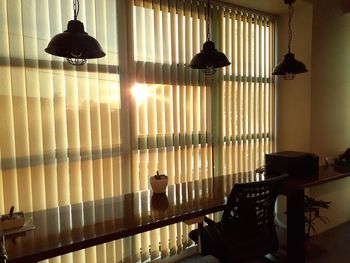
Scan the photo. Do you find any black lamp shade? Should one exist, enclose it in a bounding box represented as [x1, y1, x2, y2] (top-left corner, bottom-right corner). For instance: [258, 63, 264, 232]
[45, 20, 105, 59]
[188, 40, 231, 70]
[272, 52, 308, 76]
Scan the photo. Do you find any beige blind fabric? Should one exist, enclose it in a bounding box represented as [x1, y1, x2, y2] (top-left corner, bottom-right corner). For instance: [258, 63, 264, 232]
[0, 0, 121, 210]
[131, 1, 212, 260]
[132, 0, 212, 194]
[0, 0, 275, 262]
[0, 0, 124, 263]
[218, 8, 275, 175]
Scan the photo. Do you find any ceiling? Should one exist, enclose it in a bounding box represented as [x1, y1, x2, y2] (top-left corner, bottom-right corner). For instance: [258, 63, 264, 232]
[221, 0, 310, 15]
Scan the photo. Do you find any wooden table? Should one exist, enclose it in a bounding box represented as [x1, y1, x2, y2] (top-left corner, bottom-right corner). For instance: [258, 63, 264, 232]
[282, 165, 350, 263]
[3, 165, 350, 263]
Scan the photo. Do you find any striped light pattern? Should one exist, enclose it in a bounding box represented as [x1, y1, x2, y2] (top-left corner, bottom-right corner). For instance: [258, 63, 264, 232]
[0, 0, 275, 262]
[0, 0, 125, 262]
[132, 1, 212, 260]
[218, 7, 276, 175]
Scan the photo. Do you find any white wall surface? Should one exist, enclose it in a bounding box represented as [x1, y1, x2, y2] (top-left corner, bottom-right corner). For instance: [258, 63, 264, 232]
[277, 0, 350, 234]
[276, 2, 313, 152]
[275, 1, 313, 228]
[309, 0, 350, 233]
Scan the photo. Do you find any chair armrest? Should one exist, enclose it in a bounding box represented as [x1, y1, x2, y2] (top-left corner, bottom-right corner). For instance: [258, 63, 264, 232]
[204, 216, 216, 225]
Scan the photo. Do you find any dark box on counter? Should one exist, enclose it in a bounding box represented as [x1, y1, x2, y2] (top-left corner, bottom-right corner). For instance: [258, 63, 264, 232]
[265, 151, 319, 177]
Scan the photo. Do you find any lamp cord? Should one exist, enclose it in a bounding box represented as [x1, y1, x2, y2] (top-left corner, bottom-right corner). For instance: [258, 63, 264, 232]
[73, 0, 80, 20]
[207, 0, 210, 41]
[288, 3, 293, 54]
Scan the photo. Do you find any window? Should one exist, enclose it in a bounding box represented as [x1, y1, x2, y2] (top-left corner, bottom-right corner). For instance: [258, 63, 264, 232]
[132, 1, 212, 188]
[220, 9, 275, 176]
[0, 0, 275, 262]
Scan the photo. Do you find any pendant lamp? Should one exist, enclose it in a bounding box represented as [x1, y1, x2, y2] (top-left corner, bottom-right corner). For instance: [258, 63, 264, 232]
[272, 0, 307, 80]
[188, 0, 230, 75]
[45, 0, 105, 66]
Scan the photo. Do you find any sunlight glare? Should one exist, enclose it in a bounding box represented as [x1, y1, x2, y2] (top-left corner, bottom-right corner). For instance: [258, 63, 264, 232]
[132, 84, 149, 105]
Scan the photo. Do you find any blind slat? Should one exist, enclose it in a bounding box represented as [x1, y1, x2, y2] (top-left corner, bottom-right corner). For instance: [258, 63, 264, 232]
[1, 0, 275, 262]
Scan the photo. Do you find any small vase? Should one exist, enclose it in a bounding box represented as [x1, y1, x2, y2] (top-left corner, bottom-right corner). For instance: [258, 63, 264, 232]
[150, 176, 168, 194]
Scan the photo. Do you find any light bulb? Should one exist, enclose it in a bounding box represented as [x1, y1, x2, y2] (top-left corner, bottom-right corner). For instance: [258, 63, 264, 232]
[282, 73, 295, 80]
[202, 65, 216, 76]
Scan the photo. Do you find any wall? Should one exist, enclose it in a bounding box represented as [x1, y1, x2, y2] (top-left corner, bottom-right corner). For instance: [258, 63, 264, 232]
[277, 0, 350, 234]
[310, 0, 350, 164]
[276, 2, 313, 152]
[309, 0, 350, 232]
[275, 1, 313, 227]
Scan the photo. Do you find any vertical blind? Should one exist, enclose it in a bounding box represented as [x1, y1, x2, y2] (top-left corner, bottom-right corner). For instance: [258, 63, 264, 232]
[0, 0, 275, 262]
[0, 0, 124, 262]
[131, 1, 211, 260]
[219, 7, 275, 176]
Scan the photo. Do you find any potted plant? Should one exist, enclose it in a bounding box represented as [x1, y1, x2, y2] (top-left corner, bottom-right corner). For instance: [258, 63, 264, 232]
[150, 171, 168, 194]
[303, 195, 330, 260]
[304, 195, 330, 238]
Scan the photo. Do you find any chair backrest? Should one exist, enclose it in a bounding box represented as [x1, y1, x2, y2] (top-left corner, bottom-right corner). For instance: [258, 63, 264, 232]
[221, 174, 288, 234]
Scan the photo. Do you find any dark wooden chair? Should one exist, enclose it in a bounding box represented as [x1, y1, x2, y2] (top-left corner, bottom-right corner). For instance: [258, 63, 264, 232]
[189, 174, 288, 262]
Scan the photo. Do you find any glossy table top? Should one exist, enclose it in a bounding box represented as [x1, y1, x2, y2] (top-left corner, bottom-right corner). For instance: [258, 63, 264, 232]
[5, 165, 350, 263]
[5, 172, 265, 263]
[283, 164, 350, 189]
